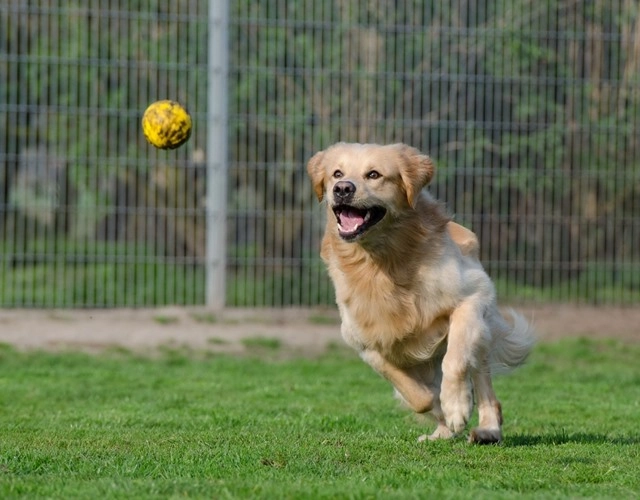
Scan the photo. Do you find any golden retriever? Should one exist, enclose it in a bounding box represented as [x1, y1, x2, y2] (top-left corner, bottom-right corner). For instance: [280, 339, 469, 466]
[307, 142, 534, 444]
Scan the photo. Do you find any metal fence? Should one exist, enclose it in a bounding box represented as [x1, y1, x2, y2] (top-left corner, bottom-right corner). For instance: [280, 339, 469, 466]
[1, 0, 640, 308]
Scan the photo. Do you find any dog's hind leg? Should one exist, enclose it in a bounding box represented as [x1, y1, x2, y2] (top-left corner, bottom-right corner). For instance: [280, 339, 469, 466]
[360, 350, 435, 414]
[361, 350, 457, 441]
[469, 364, 503, 444]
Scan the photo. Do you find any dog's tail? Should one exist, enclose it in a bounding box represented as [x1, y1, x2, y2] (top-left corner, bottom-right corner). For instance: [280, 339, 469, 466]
[489, 309, 536, 374]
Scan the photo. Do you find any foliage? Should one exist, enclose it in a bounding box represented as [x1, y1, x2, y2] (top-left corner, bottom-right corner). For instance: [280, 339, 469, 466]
[0, 338, 639, 497]
[2, 1, 640, 306]
[0, 239, 333, 307]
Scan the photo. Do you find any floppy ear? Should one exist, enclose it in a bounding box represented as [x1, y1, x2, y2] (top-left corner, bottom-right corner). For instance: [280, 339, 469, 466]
[306, 150, 326, 202]
[395, 144, 434, 208]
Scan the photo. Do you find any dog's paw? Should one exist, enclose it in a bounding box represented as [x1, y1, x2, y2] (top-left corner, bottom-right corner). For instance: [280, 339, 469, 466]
[440, 380, 473, 433]
[427, 424, 455, 441]
[468, 427, 502, 445]
[417, 424, 455, 442]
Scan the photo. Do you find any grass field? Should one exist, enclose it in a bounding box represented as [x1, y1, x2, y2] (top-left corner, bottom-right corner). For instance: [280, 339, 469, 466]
[4, 239, 640, 308]
[1, 338, 639, 498]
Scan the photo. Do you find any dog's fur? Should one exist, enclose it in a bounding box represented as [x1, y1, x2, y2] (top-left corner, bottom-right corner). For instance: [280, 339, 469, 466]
[307, 142, 534, 443]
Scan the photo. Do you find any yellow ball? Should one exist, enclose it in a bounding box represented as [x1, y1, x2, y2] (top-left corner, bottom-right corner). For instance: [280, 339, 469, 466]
[142, 100, 192, 150]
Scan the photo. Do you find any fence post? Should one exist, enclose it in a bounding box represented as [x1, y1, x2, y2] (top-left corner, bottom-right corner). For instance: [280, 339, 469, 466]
[206, 0, 229, 309]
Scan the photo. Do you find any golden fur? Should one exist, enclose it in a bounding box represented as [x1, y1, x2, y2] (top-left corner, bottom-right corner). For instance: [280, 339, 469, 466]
[307, 142, 534, 443]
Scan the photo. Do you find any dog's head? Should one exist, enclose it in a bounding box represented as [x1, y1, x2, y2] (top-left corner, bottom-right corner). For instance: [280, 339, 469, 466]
[306, 142, 434, 242]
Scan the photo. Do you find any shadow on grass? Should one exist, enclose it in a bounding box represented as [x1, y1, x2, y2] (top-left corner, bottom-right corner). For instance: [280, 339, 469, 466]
[505, 431, 640, 447]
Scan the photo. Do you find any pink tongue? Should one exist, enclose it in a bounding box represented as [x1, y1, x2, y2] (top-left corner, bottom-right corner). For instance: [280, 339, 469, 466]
[340, 208, 365, 232]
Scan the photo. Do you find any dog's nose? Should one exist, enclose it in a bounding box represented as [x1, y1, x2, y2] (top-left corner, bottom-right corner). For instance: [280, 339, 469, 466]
[333, 181, 355, 202]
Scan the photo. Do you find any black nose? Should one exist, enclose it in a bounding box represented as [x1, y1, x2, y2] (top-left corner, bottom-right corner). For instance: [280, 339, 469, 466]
[333, 180, 355, 202]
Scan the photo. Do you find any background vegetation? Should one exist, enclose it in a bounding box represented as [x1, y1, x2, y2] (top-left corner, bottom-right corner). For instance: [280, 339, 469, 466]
[1, 0, 639, 306]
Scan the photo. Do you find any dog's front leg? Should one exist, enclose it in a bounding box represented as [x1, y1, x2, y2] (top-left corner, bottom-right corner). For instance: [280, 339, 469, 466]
[440, 300, 488, 434]
[360, 350, 435, 414]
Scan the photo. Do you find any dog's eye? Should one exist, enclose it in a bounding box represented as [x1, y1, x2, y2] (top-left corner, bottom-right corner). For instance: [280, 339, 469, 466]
[333, 170, 343, 179]
[366, 170, 381, 180]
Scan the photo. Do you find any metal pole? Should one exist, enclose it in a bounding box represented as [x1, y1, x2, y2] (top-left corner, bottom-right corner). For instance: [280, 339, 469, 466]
[206, 0, 229, 309]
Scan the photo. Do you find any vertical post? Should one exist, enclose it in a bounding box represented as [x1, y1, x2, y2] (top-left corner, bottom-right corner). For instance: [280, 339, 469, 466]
[206, 0, 229, 309]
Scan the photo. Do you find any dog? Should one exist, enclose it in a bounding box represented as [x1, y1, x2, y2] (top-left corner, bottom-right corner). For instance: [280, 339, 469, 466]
[307, 142, 535, 444]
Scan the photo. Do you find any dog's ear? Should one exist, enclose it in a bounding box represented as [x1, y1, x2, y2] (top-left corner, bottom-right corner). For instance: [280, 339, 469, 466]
[306, 150, 326, 202]
[395, 144, 434, 208]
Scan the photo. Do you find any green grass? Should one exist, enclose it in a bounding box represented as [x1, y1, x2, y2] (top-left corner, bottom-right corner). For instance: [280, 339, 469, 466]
[152, 314, 180, 325]
[492, 264, 640, 305]
[240, 336, 283, 350]
[3, 238, 640, 306]
[0, 239, 336, 307]
[0, 339, 639, 498]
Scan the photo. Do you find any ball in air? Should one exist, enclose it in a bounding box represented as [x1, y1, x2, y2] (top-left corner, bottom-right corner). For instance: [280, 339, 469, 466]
[142, 100, 192, 150]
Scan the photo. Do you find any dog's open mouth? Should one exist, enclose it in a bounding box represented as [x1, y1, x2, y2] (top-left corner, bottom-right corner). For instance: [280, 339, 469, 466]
[332, 205, 387, 241]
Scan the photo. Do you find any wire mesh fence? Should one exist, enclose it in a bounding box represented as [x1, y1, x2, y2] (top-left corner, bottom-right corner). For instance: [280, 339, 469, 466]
[1, 0, 640, 308]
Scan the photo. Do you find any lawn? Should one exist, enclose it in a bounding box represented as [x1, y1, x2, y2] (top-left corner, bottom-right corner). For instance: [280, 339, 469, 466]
[0, 338, 638, 498]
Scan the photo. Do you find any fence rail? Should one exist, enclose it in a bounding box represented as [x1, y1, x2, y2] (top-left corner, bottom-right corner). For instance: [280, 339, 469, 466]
[1, 0, 639, 308]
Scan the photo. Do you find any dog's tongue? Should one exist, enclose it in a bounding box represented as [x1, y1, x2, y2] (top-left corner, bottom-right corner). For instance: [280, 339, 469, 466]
[340, 207, 365, 232]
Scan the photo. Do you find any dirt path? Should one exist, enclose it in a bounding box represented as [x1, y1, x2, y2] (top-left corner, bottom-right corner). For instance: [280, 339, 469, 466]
[0, 305, 638, 355]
